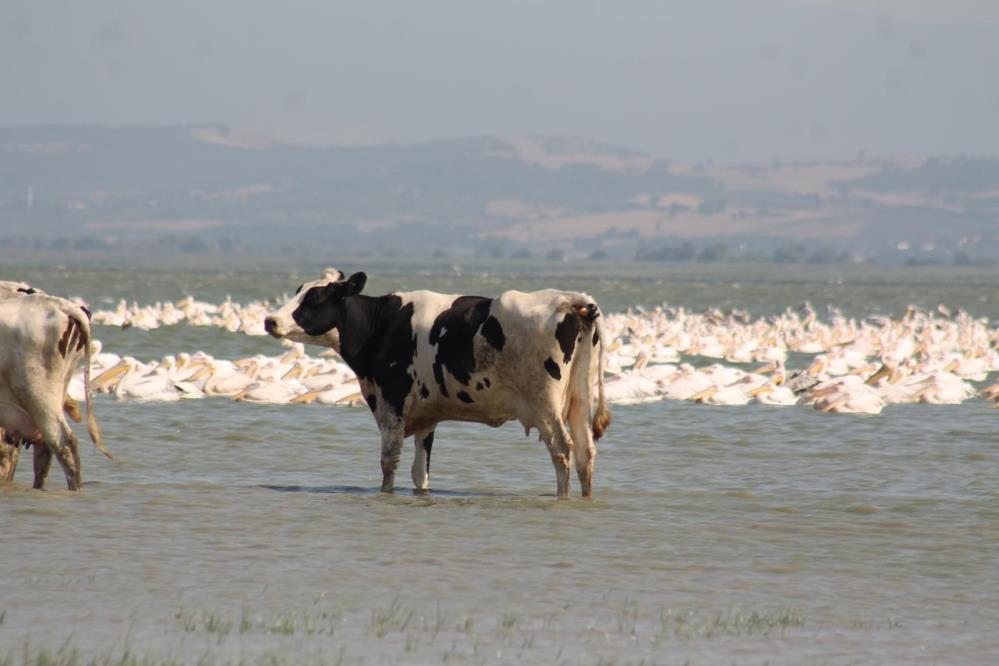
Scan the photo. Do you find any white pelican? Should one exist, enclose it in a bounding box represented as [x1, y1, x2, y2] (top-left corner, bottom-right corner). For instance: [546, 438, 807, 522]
[689, 373, 768, 406]
[804, 377, 886, 415]
[603, 374, 662, 405]
[232, 378, 306, 404]
[660, 364, 715, 400]
[690, 384, 753, 406]
[750, 383, 798, 406]
[90, 358, 204, 401]
[291, 382, 363, 406]
[913, 371, 977, 405]
[183, 360, 260, 397]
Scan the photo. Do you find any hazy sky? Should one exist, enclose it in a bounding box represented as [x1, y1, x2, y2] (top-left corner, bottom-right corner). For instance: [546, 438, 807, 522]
[3, 0, 998, 162]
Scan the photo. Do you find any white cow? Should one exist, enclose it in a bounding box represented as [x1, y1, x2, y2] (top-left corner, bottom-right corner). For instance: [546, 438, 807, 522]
[0, 281, 43, 480]
[0, 280, 42, 298]
[264, 269, 611, 498]
[0, 293, 110, 489]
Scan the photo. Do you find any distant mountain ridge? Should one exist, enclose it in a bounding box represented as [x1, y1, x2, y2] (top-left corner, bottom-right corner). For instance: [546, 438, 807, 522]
[1, 125, 996, 264]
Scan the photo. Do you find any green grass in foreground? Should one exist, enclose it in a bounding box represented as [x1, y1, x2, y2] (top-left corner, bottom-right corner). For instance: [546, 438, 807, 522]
[2, 601, 914, 665]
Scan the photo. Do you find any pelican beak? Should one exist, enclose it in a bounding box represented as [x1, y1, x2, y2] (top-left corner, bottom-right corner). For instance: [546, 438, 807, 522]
[291, 390, 322, 404]
[91, 361, 129, 392]
[807, 359, 825, 376]
[338, 392, 364, 406]
[183, 359, 210, 372]
[690, 387, 716, 402]
[864, 364, 891, 385]
[748, 385, 772, 397]
[282, 365, 304, 381]
[64, 397, 82, 422]
[182, 365, 213, 383]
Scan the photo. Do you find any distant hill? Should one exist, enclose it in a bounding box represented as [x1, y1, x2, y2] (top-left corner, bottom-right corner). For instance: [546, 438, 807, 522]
[1, 126, 996, 265]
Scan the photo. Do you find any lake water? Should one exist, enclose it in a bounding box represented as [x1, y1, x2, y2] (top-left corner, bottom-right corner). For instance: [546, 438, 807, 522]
[1, 261, 997, 665]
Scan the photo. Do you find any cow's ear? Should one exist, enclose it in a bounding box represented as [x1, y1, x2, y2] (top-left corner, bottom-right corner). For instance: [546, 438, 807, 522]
[345, 272, 367, 296]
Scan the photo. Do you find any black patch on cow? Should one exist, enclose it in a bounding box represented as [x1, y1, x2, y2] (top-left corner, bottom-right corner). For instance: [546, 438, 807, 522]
[366, 394, 378, 412]
[544, 357, 561, 380]
[58, 321, 74, 358]
[481, 315, 505, 351]
[432, 362, 447, 398]
[456, 390, 474, 404]
[420, 384, 430, 399]
[422, 430, 434, 473]
[428, 296, 493, 397]
[292, 273, 367, 338]
[483, 377, 491, 388]
[475, 381, 484, 391]
[593, 329, 600, 346]
[358, 298, 416, 418]
[16, 287, 36, 295]
[555, 312, 580, 363]
[298, 291, 417, 418]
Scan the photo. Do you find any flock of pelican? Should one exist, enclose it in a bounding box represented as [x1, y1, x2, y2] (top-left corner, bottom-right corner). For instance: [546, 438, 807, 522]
[77, 296, 999, 416]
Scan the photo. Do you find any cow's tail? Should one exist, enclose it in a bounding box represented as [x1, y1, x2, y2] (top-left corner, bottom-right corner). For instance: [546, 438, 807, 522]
[571, 298, 612, 441]
[591, 314, 612, 441]
[65, 303, 112, 459]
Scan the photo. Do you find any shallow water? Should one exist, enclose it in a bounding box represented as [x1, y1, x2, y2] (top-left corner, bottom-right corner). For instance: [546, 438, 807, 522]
[1, 263, 997, 665]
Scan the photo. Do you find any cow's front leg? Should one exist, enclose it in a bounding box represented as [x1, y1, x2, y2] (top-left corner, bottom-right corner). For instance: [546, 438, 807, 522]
[411, 428, 435, 492]
[32, 444, 53, 490]
[380, 425, 405, 493]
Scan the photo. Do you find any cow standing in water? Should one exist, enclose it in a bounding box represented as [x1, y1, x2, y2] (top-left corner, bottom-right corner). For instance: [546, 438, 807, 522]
[0, 291, 110, 489]
[265, 269, 611, 498]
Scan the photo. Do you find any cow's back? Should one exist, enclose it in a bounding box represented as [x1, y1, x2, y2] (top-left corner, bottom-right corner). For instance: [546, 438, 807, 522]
[0, 295, 87, 390]
[0, 297, 62, 366]
[399, 288, 598, 433]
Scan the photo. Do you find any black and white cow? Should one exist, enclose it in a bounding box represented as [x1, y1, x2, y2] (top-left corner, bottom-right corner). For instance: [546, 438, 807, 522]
[264, 269, 611, 498]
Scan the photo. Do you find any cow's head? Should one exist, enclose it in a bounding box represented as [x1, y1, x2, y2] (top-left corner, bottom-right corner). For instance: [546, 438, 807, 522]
[292, 271, 367, 336]
[264, 268, 348, 348]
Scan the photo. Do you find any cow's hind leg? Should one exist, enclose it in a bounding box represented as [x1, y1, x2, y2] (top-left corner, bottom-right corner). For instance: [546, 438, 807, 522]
[380, 426, 405, 493]
[32, 419, 81, 491]
[53, 427, 82, 491]
[567, 397, 597, 497]
[541, 420, 573, 499]
[411, 428, 435, 492]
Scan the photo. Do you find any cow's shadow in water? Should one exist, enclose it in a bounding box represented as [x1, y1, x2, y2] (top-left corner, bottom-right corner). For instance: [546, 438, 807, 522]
[258, 484, 512, 499]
